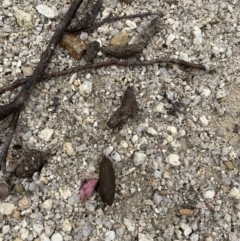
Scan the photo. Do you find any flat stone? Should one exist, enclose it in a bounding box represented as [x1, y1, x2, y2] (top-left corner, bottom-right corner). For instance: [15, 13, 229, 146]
[79, 81, 92, 96]
[110, 30, 129, 47]
[40, 233, 50, 241]
[38, 128, 54, 142]
[33, 223, 44, 235]
[166, 33, 175, 46]
[0, 202, 15, 215]
[14, 9, 33, 29]
[138, 233, 154, 241]
[125, 20, 137, 29]
[180, 223, 192, 236]
[200, 115, 208, 126]
[193, 26, 202, 44]
[229, 187, 240, 199]
[22, 66, 33, 77]
[147, 127, 158, 135]
[105, 231, 115, 241]
[18, 196, 31, 210]
[124, 218, 135, 232]
[3, 0, 12, 8]
[224, 161, 234, 170]
[134, 152, 146, 166]
[203, 190, 215, 199]
[63, 142, 75, 155]
[51, 233, 63, 241]
[13, 183, 24, 194]
[36, 4, 58, 19]
[167, 126, 177, 135]
[166, 154, 181, 166]
[42, 199, 53, 210]
[154, 102, 164, 113]
[62, 219, 72, 234]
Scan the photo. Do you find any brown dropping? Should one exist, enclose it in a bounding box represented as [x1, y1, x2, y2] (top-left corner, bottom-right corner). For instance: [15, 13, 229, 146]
[13, 150, 48, 178]
[0, 182, 10, 199]
[103, 44, 143, 59]
[224, 161, 234, 170]
[179, 208, 194, 217]
[60, 33, 86, 59]
[83, 41, 101, 63]
[107, 86, 137, 129]
[99, 156, 115, 205]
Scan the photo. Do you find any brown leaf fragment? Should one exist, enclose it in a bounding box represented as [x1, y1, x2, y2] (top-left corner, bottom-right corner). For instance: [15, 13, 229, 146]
[83, 41, 101, 63]
[99, 156, 115, 205]
[60, 33, 86, 59]
[13, 150, 48, 178]
[107, 86, 137, 129]
[179, 208, 194, 217]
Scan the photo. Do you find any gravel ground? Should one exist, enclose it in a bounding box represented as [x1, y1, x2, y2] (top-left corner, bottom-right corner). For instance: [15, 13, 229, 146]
[0, 0, 240, 240]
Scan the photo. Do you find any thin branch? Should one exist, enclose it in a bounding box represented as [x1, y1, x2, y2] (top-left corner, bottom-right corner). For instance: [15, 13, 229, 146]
[71, 12, 163, 34]
[0, 0, 84, 121]
[0, 110, 20, 173]
[0, 58, 207, 94]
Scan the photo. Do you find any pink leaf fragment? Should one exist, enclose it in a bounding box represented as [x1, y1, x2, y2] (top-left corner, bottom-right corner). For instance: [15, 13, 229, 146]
[80, 178, 98, 203]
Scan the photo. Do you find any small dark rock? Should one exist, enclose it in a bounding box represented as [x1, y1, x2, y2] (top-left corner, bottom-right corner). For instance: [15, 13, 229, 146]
[0, 182, 10, 199]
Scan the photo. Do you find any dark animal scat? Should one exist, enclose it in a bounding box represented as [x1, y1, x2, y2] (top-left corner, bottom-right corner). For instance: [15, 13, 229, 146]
[103, 44, 143, 59]
[107, 86, 137, 129]
[84, 41, 101, 63]
[13, 150, 48, 178]
[99, 156, 115, 205]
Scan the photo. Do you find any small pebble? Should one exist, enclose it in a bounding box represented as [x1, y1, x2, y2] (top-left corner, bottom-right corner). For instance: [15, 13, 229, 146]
[36, 4, 58, 19]
[166, 154, 181, 166]
[133, 152, 146, 166]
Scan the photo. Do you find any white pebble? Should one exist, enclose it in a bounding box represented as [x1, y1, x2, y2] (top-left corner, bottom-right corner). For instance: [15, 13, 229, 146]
[132, 134, 138, 143]
[111, 151, 121, 162]
[154, 103, 164, 113]
[36, 4, 58, 19]
[124, 218, 135, 232]
[193, 26, 202, 44]
[166, 154, 181, 166]
[138, 233, 154, 241]
[212, 45, 224, 56]
[120, 140, 128, 148]
[134, 152, 146, 166]
[204, 190, 215, 199]
[166, 34, 175, 46]
[125, 20, 137, 29]
[33, 223, 44, 235]
[147, 127, 158, 135]
[167, 126, 177, 135]
[0, 202, 15, 215]
[62, 219, 72, 234]
[105, 231, 115, 241]
[3, 0, 12, 8]
[229, 187, 240, 199]
[201, 88, 211, 97]
[216, 89, 226, 99]
[51, 233, 63, 241]
[40, 233, 50, 241]
[20, 228, 29, 240]
[42, 199, 53, 210]
[38, 128, 54, 142]
[180, 223, 192, 236]
[79, 81, 92, 96]
[200, 116, 208, 126]
[63, 142, 75, 155]
[14, 9, 33, 29]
